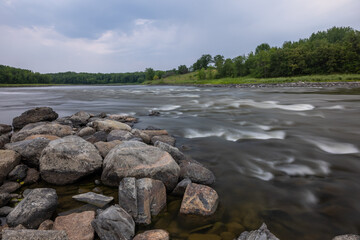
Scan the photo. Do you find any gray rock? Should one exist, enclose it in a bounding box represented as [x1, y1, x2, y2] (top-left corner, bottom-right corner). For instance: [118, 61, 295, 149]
[118, 177, 137, 219]
[22, 189, 33, 197]
[55, 117, 74, 127]
[77, 127, 96, 137]
[92, 119, 132, 132]
[94, 140, 122, 158]
[82, 131, 108, 144]
[72, 192, 114, 207]
[172, 178, 191, 196]
[237, 223, 279, 240]
[107, 130, 134, 142]
[11, 122, 73, 142]
[6, 188, 58, 229]
[2, 229, 68, 240]
[0, 193, 11, 207]
[133, 229, 170, 240]
[154, 141, 186, 163]
[38, 219, 54, 230]
[12, 107, 58, 130]
[0, 124, 12, 135]
[151, 135, 176, 146]
[0, 206, 13, 216]
[40, 136, 103, 185]
[7, 164, 28, 181]
[0, 182, 21, 194]
[23, 168, 40, 185]
[5, 138, 50, 167]
[91, 205, 135, 240]
[131, 129, 151, 144]
[70, 111, 91, 127]
[0, 133, 11, 149]
[179, 160, 215, 185]
[333, 235, 360, 240]
[0, 150, 21, 184]
[101, 141, 180, 191]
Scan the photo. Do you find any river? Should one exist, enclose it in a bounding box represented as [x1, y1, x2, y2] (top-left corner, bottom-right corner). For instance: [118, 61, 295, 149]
[0, 85, 359, 239]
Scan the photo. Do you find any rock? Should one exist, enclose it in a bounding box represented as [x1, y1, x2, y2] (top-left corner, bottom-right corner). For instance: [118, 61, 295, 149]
[172, 178, 191, 196]
[151, 135, 176, 146]
[94, 140, 122, 158]
[11, 122, 73, 142]
[133, 229, 169, 240]
[0, 193, 11, 207]
[141, 129, 168, 138]
[55, 117, 74, 127]
[179, 161, 215, 185]
[23, 168, 40, 185]
[72, 192, 113, 208]
[107, 130, 134, 142]
[53, 211, 95, 240]
[12, 107, 58, 130]
[5, 138, 50, 167]
[82, 131, 108, 144]
[77, 127, 96, 137]
[92, 119, 131, 132]
[0, 182, 21, 194]
[220, 232, 236, 240]
[2, 229, 68, 240]
[135, 178, 167, 225]
[25, 134, 60, 141]
[0, 150, 21, 184]
[91, 205, 135, 240]
[227, 222, 245, 235]
[149, 110, 160, 116]
[180, 183, 219, 216]
[6, 188, 58, 229]
[0, 133, 11, 149]
[38, 219, 54, 230]
[118, 177, 137, 219]
[0, 124, 12, 135]
[101, 141, 180, 190]
[0, 206, 13, 216]
[236, 223, 279, 240]
[7, 164, 28, 181]
[188, 234, 221, 240]
[154, 141, 186, 163]
[40, 136, 103, 185]
[132, 129, 151, 144]
[332, 235, 360, 240]
[107, 115, 137, 123]
[97, 112, 107, 118]
[70, 111, 91, 127]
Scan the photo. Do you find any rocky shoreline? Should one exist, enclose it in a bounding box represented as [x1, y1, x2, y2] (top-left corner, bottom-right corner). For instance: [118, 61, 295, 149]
[0, 107, 359, 240]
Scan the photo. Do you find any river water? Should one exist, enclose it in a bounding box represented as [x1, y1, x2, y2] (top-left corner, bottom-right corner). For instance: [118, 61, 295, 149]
[0, 85, 359, 239]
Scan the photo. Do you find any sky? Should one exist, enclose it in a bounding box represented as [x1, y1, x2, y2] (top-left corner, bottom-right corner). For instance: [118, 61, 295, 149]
[0, 0, 359, 73]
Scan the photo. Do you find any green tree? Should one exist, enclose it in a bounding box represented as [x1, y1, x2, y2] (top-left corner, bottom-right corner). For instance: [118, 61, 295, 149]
[178, 65, 189, 74]
[198, 68, 206, 80]
[145, 68, 155, 80]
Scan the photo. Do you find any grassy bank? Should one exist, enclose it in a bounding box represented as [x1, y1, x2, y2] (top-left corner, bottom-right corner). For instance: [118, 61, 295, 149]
[0, 84, 67, 88]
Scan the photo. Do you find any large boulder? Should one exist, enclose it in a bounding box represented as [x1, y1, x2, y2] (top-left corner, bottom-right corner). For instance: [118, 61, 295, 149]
[0, 150, 21, 184]
[133, 229, 169, 240]
[236, 223, 279, 240]
[179, 160, 215, 185]
[6, 188, 58, 229]
[180, 183, 219, 216]
[53, 211, 95, 240]
[101, 141, 180, 190]
[11, 122, 73, 142]
[92, 119, 131, 132]
[0, 124, 12, 135]
[69, 111, 91, 127]
[107, 130, 134, 142]
[94, 140, 122, 158]
[25, 134, 60, 141]
[2, 230, 68, 240]
[0, 133, 11, 149]
[40, 136, 102, 185]
[82, 131, 108, 144]
[12, 107, 58, 130]
[5, 138, 50, 167]
[154, 141, 186, 163]
[91, 205, 135, 240]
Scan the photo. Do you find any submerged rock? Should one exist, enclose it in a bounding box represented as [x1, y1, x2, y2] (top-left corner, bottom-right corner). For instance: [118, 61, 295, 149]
[0, 150, 21, 184]
[2, 229, 68, 240]
[12, 107, 58, 130]
[133, 229, 169, 240]
[236, 223, 279, 240]
[72, 192, 113, 208]
[332, 235, 360, 240]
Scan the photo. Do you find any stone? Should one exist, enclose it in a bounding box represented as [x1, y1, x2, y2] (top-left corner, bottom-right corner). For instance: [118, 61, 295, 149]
[188, 233, 221, 240]
[91, 205, 135, 240]
[11, 122, 73, 142]
[12, 107, 58, 130]
[0, 193, 11, 207]
[7, 164, 28, 181]
[82, 131, 108, 144]
[135, 178, 167, 225]
[23, 168, 40, 185]
[0, 124, 12, 135]
[220, 232, 237, 240]
[0, 150, 21, 184]
[141, 129, 168, 138]
[332, 235, 360, 240]
[2, 230, 68, 240]
[133, 229, 170, 240]
[101, 141, 180, 190]
[77, 127, 96, 137]
[25, 134, 60, 141]
[53, 211, 95, 240]
[227, 222, 245, 235]
[132, 129, 151, 144]
[56, 117, 74, 127]
[6, 188, 58, 229]
[0, 133, 11, 149]
[118, 177, 137, 219]
[172, 178, 192, 196]
[151, 135, 176, 146]
[149, 110, 160, 116]
[154, 141, 186, 163]
[0, 182, 21, 194]
[92, 119, 131, 132]
[179, 161, 215, 185]
[5, 138, 50, 167]
[107, 130, 134, 142]
[0, 206, 13, 216]
[236, 223, 279, 240]
[180, 183, 219, 216]
[72, 192, 113, 207]
[38, 219, 54, 230]
[94, 140, 122, 158]
[40, 136, 103, 185]
[107, 115, 138, 123]
[70, 111, 91, 127]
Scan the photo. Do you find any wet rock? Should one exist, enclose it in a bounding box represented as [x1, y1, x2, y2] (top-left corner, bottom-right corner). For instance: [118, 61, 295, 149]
[40, 136, 102, 185]
[179, 161, 215, 185]
[25, 134, 60, 141]
[72, 192, 113, 207]
[154, 141, 186, 163]
[227, 222, 245, 235]
[141, 129, 168, 138]
[236, 223, 279, 240]
[107, 114, 137, 123]
[0, 150, 21, 184]
[0, 206, 13, 216]
[6, 188, 58, 229]
[118, 177, 137, 218]
[23, 168, 40, 185]
[220, 232, 236, 240]
[94, 140, 122, 158]
[91, 205, 135, 240]
[101, 141, 180, 190]
[11, 122, 73, 142]
[151, 135, 176, 146]
[5, 138, 50, 167]
[0, 124, 12, 135]
[97, 112, 107, 118]
[7, 164, 28, 181]
[149, 110, 160, 116]
[332, 235, 360, 240]
[107, 130, 134, 142]
[0, 193, 11, 207]
[55, 116, 74, 127]
[132, 129, 151, 144]
[188, 233, 221, 240]
[77, 127, 96, 137]
[133, 229, 169, 240]
[0, 133, 11, 149]
[38, 219, 54, 230]
[12, 107, 58, 130]
[82, 131, 108, 144]
[172, 178, 192, 196]
[0, 182, 21, 194]
[2, 229, 68, 240]
[70, 111, 91, 127]
[92, 119, 131, 132]
[54, 211, 95, 240]
[180, 183, 219, 216]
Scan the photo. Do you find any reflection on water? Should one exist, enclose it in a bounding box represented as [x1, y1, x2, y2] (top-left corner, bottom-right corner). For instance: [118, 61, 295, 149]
[0, 85, 359, 239]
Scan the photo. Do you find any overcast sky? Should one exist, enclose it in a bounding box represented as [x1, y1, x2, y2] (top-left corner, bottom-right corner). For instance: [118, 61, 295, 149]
[0, 0, 359, 73]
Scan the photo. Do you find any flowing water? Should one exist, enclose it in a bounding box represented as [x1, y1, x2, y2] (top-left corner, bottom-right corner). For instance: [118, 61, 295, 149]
[0, 85, 360, 239]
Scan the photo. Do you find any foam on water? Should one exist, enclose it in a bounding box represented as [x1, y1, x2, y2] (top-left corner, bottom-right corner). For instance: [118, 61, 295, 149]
[321, 105, 345, 110]
[230, 99, 315, 111]
[306, 138, 359, 154]
[152, 105, 181, 111]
